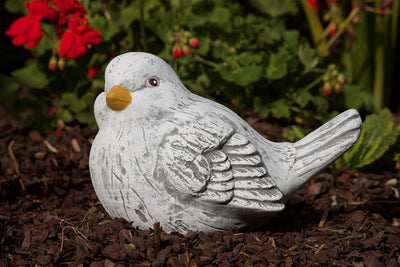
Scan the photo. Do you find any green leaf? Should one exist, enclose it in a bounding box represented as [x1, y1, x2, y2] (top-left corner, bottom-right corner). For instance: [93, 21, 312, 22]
[292, 89, 313, 108]
[61, 92, 85, 113]
[0, 74, 19, 97]
[197, 37, 211, 56]
[343, 108, 400, 169]
[5, 0, 26, 14]
[253, 97, 270, 117]
[298, 44, 318, 73]
[77, 110, 95, 126]
[258, 27, 281, 45]
[283, 125, 307, 141]
[91, 15, 120, 41]
[217, 65, 263, 87]
[283, 30, 300, 52]
[343, 84, 372, 110]
[250, 0, 296, 17]
[11, 59, 49, 89]
[265, 49, 289, 80]
[209, 6, 231, 24]
[270, 99, 291, 119]
[56, 109, 74, 123]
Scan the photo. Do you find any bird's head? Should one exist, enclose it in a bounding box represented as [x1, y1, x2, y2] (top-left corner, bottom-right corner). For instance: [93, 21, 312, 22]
[94, 52, 190, 128]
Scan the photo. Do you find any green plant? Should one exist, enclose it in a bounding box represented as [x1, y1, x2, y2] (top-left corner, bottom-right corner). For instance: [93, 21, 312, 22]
[1, 0, 337, 130]
[302, 0, 399, 112]
[338, 108, 400, 171]
[283, 125, 307, 142]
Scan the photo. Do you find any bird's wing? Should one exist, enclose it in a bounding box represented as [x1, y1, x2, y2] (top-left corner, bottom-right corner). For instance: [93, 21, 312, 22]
[157, 117, 284, 212]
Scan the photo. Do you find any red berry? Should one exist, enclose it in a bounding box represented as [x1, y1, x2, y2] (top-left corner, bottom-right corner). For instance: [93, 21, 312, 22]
[55, 129, 62, 136]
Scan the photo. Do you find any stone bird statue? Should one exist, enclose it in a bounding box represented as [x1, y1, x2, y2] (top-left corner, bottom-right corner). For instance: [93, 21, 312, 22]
[89, 52, 362, 233]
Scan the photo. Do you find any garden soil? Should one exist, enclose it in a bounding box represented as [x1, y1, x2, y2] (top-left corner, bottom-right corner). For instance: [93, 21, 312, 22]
[1, 105, 399, 266]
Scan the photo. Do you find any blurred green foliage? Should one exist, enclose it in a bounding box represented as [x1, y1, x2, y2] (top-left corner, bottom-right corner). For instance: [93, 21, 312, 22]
[1, 0, 398, 133]
[0, 0, 329, 129]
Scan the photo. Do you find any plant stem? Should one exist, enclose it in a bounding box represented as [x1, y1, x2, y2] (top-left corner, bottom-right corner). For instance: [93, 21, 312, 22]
[325, 7, 360, 50]
[303, 75, 324, 92]
[194, 55, 220, 68]
[300, 0, 329, 57]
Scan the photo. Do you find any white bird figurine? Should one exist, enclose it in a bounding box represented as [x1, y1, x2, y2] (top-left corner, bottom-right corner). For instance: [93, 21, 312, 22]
[89, 52, 362, 233]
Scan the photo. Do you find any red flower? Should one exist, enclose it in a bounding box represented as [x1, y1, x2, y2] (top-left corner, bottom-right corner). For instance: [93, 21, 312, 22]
[5, 0, 59, 49]
[59, 16, 101, 60]
[52, 0, 86, 15]
[307, 0, 320, 12]
[88, 64, 100, 78]
[189, 37, 199, 48]
[40, 0, 58, 21]
[5, 1, 48, 49]
[5, 16, 42, 48]
[172, 44, 183, 58]
[52, 0, 86, 26]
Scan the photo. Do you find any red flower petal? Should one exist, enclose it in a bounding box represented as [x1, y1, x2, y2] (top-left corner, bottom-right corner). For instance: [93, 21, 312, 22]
[26, 0, 57, 20]
[52, 0, 86, 16]
[59, 31, 86, 59]
[307, 0, 320, 12]
[5, 16, 43, 48]
[6, 17, 32, 38]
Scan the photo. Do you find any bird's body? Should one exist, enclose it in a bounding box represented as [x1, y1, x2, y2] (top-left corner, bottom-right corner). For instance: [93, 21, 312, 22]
[89, 52, 362, 233]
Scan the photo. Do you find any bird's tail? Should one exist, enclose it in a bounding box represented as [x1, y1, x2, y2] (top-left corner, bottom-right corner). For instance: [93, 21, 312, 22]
[285, 109, 362, 198]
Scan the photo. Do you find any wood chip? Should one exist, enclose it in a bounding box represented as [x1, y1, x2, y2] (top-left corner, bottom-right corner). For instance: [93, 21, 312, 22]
[44, 140, 59, 154]
[71, 138, 81, 152]
[269, 237, 276, 247]
[318, 208, 329, 227]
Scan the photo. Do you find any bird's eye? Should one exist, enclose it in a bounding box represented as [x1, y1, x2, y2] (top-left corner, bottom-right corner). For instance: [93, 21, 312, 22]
[148, 77, 159, 87]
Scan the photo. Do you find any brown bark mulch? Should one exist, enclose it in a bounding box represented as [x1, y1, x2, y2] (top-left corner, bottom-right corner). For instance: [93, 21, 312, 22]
[0, 106, 399, 266]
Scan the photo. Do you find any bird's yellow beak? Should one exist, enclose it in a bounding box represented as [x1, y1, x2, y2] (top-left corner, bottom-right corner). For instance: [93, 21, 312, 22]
[106, 85, 132, 111]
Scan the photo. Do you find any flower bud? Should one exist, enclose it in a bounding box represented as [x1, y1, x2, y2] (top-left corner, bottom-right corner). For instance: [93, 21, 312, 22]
[323, 83, 331, 97]
[328, 23, 336, 37]
[334, 83, 343, 94]
[338, 73, 346, 85]
[88, 65, 100, 78]
[58, 57, 66, 71]
[172, 44, 183, 58]
[49, 56, 57, 71]
[183, 45, 191, 55]
[189, 37, 199, 48]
